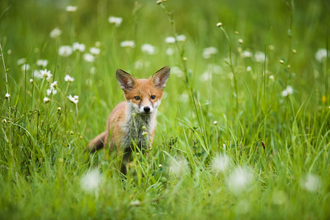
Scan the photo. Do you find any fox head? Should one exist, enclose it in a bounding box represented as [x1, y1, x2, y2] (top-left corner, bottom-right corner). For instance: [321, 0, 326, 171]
[116, 66, 170, 115]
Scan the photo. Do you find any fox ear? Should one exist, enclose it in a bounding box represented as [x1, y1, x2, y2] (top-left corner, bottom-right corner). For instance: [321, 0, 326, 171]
[150, 66, 170, 89]
[116, 69, 137, 91]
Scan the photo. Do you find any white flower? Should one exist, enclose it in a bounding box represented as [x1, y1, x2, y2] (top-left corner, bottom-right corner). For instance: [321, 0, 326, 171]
[238, 39, 243, 44]
[269, 75, 274, 80]
[46, 88, 57, 96]
[176, 35, 186, 42]
[68, 94, 79, 104]
[37, 59, 48, 67]
[81, 169, 102, 193]
[246, 66, 252, 72]
[166, 48, 174, 56]
[242, 51, 252, 58]
[59, 46, 73, 57]
[227, 166, 254, 194]
[85, 78, 92, 86]
[33, 70, 43, 78]
[5, 93, 10, 99]
[213, 121, 218, 125]
[142, 131, 148, 136]
[211, 154, 231, 173]
[50, 81, 57, 89]
[300, 174, 321, 192]
[134, 60, 144, 69]
[17, 58, 26, 65]
[199, 71, 212, 82]
[165, 36, 176, 43]
[21, 64, 30, 71]
[203, 47, 218, 59]
[64, 75, 74, 82]
[90, 47, 100, 55]
[281, 86, 293, 97]
[315, 48, 328, 62]
[254, 51, 266, 62]
[66, 6, 77, 12]
[108, 16, 123, 27]
[141, 44, 155, 55]
[120, 41, 135, 48]
[171, 66, 184, 77]
[50, 27, 62, 38]
[179, 93, 189, 103]
[73, 42, 85, 52]
[168, 156, 190, 177]
[206, 64, 223, 74]
[90, 67, 96, 74]
[83, 53, 95, 62]
[30, 79, 33, 83]
[40, 69, 52, 80]
[43, 97, 50, 103]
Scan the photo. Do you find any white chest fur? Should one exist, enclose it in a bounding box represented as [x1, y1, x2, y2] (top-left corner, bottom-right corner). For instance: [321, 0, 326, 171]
[120, 102, 157, 149]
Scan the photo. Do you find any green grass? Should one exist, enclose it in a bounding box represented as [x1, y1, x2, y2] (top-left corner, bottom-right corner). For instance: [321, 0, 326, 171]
[1, 0, 330, 219]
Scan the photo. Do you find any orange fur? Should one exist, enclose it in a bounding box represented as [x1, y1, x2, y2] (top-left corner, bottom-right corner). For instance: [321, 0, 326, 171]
[88, 66, 170, 174]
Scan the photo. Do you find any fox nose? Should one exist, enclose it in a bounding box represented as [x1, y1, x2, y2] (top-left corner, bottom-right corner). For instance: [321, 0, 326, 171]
[144, 106, 150, 113]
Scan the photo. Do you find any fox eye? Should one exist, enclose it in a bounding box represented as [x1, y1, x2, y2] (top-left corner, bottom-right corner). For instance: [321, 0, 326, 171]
[150, 95, 156, 100]
[134, 96, 141, 101]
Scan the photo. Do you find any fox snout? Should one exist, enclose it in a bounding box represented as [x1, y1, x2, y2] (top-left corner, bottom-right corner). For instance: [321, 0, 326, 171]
[139, 104, 155, 114]
[143, 106, 151, 113]
[135, 100, 153, 114]
[139, 99, 161, 114]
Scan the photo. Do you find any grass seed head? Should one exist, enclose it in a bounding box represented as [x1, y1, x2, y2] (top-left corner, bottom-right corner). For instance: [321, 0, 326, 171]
[300, 174, 321, 192]
[227, 166, 254, 194]
[81, 169, 102, 193]
[211, 154, 231, 173]
[168, 156, 190, 177]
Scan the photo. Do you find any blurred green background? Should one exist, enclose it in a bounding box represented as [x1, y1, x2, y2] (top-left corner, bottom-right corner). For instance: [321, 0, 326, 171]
[1, 0, 330, 219]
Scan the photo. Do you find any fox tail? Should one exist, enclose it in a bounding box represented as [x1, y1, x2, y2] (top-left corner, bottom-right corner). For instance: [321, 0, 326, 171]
[88, 131, 107, 153]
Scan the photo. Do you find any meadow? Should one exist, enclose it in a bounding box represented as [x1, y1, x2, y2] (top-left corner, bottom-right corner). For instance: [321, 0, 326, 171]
[0, 0, 330, 219]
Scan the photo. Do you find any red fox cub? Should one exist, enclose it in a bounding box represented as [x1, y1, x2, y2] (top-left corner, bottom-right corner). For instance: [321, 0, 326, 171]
[88, 66, 170, 174]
